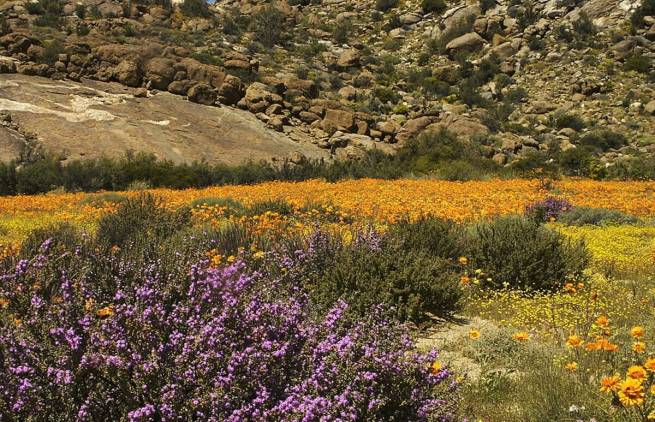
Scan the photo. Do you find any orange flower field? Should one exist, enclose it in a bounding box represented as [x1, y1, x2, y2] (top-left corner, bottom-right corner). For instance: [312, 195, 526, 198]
[1, 178, 654, 224]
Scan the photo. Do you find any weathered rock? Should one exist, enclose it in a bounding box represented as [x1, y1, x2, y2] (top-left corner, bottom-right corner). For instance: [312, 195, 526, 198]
[377, 120, 399, 136]
[336, 48, 361, 68]
[114, 60, 142, 87]
[217, 74, 244, 105]
[645, 100, 655, 115]
[396, 116, 439, 143]
[445, 32, 487, 57]
[167, 80, 193, 96]
[187, 83, 217, 106]
[145, 57, 176, 90]
[284, 78, 318, 98]
[0, 57, 17, 73]
[322, 109, 355, 131]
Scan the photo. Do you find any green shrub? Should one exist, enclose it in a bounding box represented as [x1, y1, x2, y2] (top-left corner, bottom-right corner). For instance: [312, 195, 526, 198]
[558, 146, 597, 177]
[250, 4, 286, 47]
[40, 39, 65, 65]
[572, 12, 596, 39]
[387, 216, 466, 259]
[306, 231, 463, 323]
[558, 206, 639, 226]
[376, 0, 399, 12]
[422, 0, 446, 13]
[631, 0, 655, 29]
[479, 0, 496, 13]
[333, 20, 352, 44]
[179, 0, 209, 17]
[20, 222, 82, 258]
[422, 77, 451, 99]
[579, 130, 627, 152]
[553, 112, 586, 131]
[624, 52, 651, 73]
[96, 193, 191, 249]
[468, 215, 589, 291]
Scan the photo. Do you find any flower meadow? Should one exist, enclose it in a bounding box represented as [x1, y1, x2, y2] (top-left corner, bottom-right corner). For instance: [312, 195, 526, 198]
[0, 178, 655, 420]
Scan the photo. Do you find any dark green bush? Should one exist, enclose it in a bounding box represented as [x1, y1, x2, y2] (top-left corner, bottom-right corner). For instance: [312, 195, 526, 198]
[468, 215, 589, 291]
[40, 39, 65, 65]
[559, 206, 640, 226]
[333, 20, 352, 44]
[624, 52, 651, 73]
[250, 4, 286, 47]
[376, 0, 399, 12]
[20, 222, 83, 258]
[553, 112, 586, 131]
[96, 193, 191, 249]
[579, 130, 627, 152]
[480, 0, 496, 12]
[422, 0, 446, 13]
[387, 216, 466, 259]
[305, 232, 462, 323]
[179, 0, 209, 17]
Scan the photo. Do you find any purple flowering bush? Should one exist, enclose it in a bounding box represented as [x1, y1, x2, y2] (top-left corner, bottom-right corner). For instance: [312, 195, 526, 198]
[525, 196, 573, 223]
[0, 240, 459, 420]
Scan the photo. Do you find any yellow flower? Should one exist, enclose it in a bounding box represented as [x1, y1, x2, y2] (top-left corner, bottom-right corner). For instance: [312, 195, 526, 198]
[512, 332, 529, 342]
[96, 305, 114, 318]
[645, 358, 655, 372]
[600, 375, 621, 393]
[627, 365, 647, 381]
[566, 335, 583, 348]
[458, 257, 468, 265]
[633, 342, 647, 353]
[469, 329, 481, 340]
[460, 275, 471, 285]
[651, 385, 655, 396]
[565, 362, 578, 372]
[430, 361, 443, 375]
[631, 326, 645, 339]
[252, 251, 265, 259]
[564, 283, 576, 293]
[648, 411, 655, 420]
[595, 315, 609, 328]
[618, 378, 645, 406]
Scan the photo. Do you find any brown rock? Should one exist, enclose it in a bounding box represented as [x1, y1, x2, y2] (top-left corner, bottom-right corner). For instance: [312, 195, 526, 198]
[336, 48, 361, 68]
[322, 109, 355, 131]
[217, 74, 244, 106]
[145, 57, 176, 90]
[187, 83, 217, 106]
[114, 60, 142, 87]
[395, 116, 439, 143]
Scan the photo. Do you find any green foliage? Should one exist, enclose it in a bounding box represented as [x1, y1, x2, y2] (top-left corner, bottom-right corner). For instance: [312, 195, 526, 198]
[32, 0, 63, 27]
[558, 206, 639, 226]
[179, 0, 209, 17]
[305, 231, 463, 323]
[479, 0, 496, 13]
[40, 39, 65, 65]
[579, 130, 627, 152]
[631, 0, 655, 29]
[468, 215, 589, 291]
[333, 20, 352, 44]
[553, 112, 586, 131]
[96, 193, 191, 249]
[624, 52, 651, 73]
[250, 4, 286, 47]
[422, 0, 446, 14]
[20, 222, 82, 258]
[376, 0, 399, 12]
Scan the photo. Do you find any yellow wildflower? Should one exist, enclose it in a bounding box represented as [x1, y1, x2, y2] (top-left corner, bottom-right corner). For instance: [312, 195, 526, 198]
[618, 378, 645, 406]
[600, 375, 621, 393]
[469, 329, 481, 340]
[631, 326, 645, 339]
[512, 332, 529, 342]
[565, 362, 578, 372]
[627, 365, 647, 381]
[566, 335, 583, 348]
[633, 342, 647, 353]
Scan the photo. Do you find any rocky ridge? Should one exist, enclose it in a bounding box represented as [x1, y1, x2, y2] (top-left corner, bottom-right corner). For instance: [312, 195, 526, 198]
[1, 0, 655, 167]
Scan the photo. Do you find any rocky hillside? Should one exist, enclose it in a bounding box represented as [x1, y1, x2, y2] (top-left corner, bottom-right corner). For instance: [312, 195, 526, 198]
[1, 0, 655, 170]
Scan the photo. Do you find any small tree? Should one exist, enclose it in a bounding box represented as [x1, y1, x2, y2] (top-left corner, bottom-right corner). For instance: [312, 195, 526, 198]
[250, 4, 285, 48]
